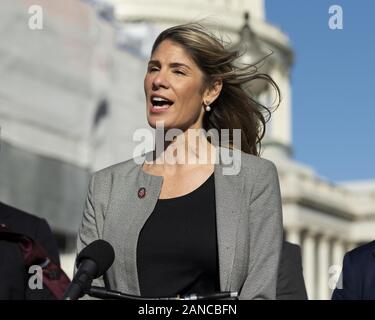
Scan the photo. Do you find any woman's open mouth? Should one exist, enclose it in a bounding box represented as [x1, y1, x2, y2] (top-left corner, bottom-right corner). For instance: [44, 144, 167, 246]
[150, 95, 174, 113]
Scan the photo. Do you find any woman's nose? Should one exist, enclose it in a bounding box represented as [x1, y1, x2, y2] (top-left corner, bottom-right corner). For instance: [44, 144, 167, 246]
[152, 71, 169, 89]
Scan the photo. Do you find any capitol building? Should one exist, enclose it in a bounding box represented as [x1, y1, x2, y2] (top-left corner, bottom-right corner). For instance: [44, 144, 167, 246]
[0, 0, 374, 300]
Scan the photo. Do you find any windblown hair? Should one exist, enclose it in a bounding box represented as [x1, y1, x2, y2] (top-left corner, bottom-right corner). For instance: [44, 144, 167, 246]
[151, 23, 281, 156]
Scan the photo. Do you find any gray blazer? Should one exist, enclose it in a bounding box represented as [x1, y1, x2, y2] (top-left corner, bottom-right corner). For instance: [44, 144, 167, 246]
[77, 146, 283, 300]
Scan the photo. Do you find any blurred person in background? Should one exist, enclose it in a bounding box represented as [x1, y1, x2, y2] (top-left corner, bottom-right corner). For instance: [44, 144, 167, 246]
[0, 201, 67, 299]
[332, 240, 375, 300]
[277, 241, 308, 300]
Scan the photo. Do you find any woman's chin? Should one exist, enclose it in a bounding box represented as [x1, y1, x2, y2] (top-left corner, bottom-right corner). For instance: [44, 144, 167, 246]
[147, 117, 172, 129]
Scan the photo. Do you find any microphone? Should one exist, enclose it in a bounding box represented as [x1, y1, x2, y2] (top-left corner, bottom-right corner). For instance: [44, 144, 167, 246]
[63, 239, 115, 300]
[178, 291, 238, 300]
[87, 286, 238, 300]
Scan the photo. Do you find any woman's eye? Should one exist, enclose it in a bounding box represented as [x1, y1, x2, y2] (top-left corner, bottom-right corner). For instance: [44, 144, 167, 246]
[148, 67, 159, 72]
[174, 70, 185, 75]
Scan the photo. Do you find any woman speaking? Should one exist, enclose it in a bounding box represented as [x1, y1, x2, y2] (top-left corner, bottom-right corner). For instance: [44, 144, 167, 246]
[77, 23, 283, 300]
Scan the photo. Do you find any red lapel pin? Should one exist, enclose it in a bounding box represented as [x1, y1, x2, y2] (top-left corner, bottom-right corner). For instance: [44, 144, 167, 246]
[138, 187, 146, 199]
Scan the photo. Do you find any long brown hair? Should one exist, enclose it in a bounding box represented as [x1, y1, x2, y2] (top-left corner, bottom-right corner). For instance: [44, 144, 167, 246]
[151, 23, 281, 156]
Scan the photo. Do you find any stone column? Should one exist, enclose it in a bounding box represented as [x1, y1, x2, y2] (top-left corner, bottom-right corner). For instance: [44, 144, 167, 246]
[345, 242, 357, 252]
[332, 239, 345, 268]
[302, 232, 316, 300]
[286, 227, 301, 246]
[329, 239, 346, 294]
[317, 235, 330, 300]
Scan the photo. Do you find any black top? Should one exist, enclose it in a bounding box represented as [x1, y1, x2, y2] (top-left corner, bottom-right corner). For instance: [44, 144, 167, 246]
[136, 173, 220, 297]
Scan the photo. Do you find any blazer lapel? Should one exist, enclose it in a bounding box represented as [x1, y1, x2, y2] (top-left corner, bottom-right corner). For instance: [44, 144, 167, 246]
[103, 155, 163, 295]
[125, 170, 163, 296]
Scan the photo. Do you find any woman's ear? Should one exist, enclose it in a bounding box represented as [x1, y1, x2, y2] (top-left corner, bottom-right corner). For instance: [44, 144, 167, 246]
[203, 79, 223, 105]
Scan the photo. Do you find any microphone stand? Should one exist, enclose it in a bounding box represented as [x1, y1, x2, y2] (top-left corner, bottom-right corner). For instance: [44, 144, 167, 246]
[87, 286, 238, 300]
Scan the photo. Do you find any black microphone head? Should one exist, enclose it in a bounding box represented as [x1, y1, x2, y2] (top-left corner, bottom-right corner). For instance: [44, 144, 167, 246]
[77, 239, 115, 278]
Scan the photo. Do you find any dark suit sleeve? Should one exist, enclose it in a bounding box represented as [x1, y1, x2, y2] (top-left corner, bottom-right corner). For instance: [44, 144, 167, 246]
[34, 218, 60, 266]
[277, 242, 308, 300]
[331, 252, 359, 300]
[0, 241, 27, 299]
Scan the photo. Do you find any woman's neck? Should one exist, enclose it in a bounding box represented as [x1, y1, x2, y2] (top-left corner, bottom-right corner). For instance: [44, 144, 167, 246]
[144, 128, 217, 175]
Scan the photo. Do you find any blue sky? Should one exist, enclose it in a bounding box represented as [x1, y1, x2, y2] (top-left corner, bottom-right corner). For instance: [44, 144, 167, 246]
[265, 0, 375, 183]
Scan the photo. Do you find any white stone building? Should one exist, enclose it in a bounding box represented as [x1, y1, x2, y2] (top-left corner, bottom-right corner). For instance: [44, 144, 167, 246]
[0, 0, 374, 299]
